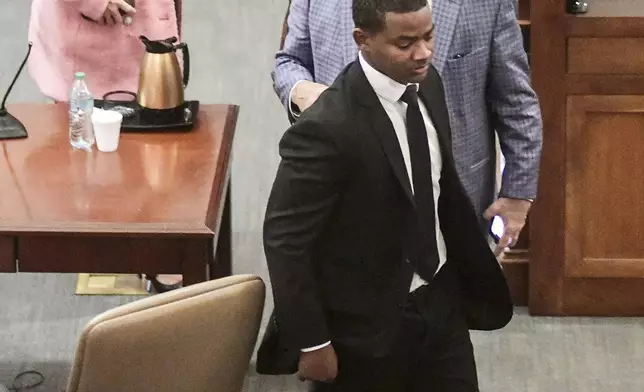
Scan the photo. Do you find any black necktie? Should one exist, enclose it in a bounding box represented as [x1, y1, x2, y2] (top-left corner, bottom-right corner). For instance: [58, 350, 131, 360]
[400, 85, 439, 280]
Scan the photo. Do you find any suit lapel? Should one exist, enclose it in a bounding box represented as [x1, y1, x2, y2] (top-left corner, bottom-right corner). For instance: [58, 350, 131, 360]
[432, 0, 463, 74]
[347, 63, 415, 206]
[368, 105, 416, 206]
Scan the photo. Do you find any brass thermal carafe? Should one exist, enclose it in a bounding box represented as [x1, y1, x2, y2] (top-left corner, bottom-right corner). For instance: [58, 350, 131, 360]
[137, 36, 190, 111]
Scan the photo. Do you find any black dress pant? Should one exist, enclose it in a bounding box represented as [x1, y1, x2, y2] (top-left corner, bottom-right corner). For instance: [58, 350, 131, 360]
[311, 263, 479, 392]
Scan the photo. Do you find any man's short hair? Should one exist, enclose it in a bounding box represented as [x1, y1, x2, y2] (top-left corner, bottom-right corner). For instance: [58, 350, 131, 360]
[353, 0, 432, 33]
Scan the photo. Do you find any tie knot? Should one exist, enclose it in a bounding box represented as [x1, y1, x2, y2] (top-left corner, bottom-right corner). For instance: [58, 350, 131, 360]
[400, 85, 419, 106]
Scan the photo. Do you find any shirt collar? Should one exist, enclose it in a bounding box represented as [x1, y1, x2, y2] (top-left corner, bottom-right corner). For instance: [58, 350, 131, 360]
[359, 51, 419, 104]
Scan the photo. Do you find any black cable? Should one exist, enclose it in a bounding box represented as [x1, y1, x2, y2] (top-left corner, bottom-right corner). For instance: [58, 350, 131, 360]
[0, 42, 32, 116]
[3, 370, 45, 391]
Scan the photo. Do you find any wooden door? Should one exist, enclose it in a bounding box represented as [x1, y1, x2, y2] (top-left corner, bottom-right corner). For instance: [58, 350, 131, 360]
[531, 95, 644, 315]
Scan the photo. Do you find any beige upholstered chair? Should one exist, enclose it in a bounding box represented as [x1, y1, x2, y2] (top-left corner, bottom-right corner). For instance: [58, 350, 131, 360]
[67, 274, 265, 392]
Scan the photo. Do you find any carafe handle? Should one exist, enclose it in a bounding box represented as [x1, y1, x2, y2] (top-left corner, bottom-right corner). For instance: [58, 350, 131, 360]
[176, 42, 190, 88]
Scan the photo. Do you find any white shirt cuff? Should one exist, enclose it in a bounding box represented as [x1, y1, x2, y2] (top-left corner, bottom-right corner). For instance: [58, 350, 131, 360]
[288, 80, 307, 119]
[301, 341, 331, 352]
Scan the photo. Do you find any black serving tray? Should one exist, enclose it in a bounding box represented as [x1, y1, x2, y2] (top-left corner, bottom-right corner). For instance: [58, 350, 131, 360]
[93, 100, 199, 132]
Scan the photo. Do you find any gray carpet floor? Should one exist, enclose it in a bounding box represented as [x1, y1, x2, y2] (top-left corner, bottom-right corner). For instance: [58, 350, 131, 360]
[1, 1, 643, 391]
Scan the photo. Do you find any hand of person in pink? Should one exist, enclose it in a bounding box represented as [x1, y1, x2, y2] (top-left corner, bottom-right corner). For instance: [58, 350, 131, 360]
[101, 0, 136, 25]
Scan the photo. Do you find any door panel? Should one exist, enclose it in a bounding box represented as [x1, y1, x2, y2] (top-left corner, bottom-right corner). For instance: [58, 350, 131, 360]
[531, 95, 644, 315]
[566, 96, 644, 279]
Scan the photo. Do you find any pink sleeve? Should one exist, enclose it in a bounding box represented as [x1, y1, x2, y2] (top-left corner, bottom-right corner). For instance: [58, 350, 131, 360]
[64, 0, 110, 21]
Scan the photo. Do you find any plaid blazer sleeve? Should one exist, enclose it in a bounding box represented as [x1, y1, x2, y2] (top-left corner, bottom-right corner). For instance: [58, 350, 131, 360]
[272, 0, 315, 110]
[487, 0, 543, 200]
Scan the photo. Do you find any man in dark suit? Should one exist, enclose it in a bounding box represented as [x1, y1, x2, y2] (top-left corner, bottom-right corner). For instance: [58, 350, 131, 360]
[260, 0, 513, 390]
[274, 0, 543, 254]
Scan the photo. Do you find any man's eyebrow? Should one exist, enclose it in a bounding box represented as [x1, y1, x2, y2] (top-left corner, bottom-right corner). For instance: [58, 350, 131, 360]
[396, 25, 436, 40]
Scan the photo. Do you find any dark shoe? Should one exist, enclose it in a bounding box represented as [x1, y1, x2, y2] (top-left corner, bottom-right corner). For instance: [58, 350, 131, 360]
[142, 274, 182, 293]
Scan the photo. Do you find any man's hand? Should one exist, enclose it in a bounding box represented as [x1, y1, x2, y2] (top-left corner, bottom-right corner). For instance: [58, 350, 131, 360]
[484, 197, 532, 257]
[298, 344, 338, 383]
[292, 81, 328, 113]
[101, 0, 136, 25]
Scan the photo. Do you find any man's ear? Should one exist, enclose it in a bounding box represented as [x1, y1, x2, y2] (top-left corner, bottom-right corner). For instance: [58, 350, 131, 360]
[353, 28, 370, 52]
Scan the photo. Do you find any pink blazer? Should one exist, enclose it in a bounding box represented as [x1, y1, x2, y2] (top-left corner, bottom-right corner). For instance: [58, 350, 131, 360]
[28, 0, 182, 101]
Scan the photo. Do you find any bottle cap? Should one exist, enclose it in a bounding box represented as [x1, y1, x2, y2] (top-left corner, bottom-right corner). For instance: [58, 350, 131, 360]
[75, 72, 86, 80]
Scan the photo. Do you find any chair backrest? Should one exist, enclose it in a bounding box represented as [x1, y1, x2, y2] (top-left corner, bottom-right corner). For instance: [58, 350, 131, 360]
[67, 275, 265, 392]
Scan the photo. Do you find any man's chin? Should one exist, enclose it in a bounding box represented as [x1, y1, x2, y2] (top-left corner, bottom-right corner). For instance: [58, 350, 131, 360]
[395, 70, 429, 85]
[408, 71, 428, 83]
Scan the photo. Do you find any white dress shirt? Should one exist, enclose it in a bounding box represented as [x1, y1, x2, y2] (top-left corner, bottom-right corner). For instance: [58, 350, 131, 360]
[359, 52, 447, 288]
[301, 53, 447, 353]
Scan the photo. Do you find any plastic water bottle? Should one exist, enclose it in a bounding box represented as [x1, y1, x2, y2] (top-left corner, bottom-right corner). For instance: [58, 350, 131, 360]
[69, 72, 95, 149]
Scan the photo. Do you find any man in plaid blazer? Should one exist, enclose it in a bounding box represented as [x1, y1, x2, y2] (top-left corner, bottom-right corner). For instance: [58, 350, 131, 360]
[272, 0, 542, 252]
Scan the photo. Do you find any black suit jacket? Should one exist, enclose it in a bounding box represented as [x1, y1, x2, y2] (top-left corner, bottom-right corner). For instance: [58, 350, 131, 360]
[259, 61, 513, 373]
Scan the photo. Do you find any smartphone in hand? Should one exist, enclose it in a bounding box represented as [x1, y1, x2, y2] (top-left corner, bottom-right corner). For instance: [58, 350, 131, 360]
[489, 215, 505, 243]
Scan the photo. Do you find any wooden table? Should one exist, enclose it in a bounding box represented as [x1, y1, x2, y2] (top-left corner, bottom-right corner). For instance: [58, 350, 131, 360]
[0, 103, 238, 285]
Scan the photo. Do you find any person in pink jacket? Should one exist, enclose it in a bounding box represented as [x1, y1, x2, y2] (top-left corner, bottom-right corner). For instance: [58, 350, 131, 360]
[28, 0, 184, 292]
[28, 0, 182, 102]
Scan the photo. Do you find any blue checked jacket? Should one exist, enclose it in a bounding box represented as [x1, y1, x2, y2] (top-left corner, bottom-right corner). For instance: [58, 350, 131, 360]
[272, 0, 542, 218]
